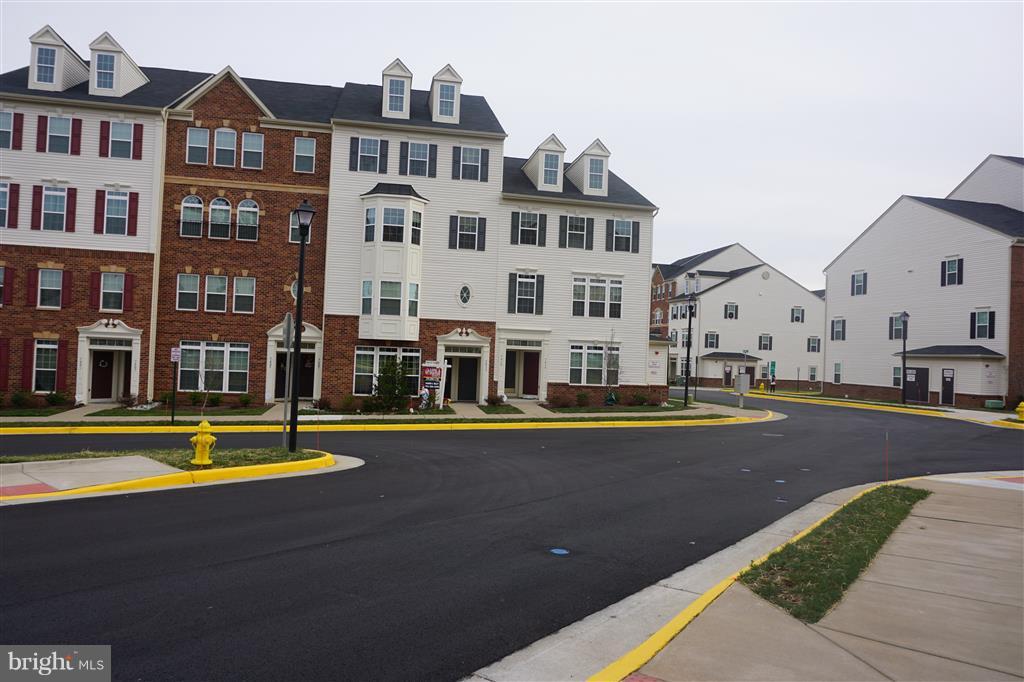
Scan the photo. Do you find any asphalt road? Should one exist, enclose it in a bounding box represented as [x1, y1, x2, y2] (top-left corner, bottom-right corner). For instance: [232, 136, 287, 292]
[2, 391, 1021, 681]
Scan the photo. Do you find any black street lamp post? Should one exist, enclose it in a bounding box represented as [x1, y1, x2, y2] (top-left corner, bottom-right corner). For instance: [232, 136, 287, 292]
[288, 200, 316, 453]
[683, 293, 696, 406]
[900, 310, 910, 405]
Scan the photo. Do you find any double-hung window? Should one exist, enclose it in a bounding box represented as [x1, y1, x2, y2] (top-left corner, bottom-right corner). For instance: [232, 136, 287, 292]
[613, 219, 632, 251]
[808, 366, 817, 382]
[354, 347, 422, 395]
[518, 212, 539, 245]
[47, 116, 71, 154]
[361, 281, 373, 314]
[38, 269, 63, 308]
[588, 278, 607, 317]
[408, 142, 429, 176]
[382, 207, 405, 243]
[609, 279, 623, 318]
[214, 128, 236, 167]
[236, 199, 259, 241]
[42, 186, 66, 231]
[110, 122, 133, 158]
[705, 332, 719, 349]
[889, 314, 906, 340]
[178, 341, 249, 393]
[588, 158, 604, 190]
[571, 276, 621, 318]
[791, 306, 804, 323]
[972, 310, 994, 339]
[180, 195, 203, 237]
[176, 273, 199, 310]
[205, 275, 227, 312]
[227, 344, 250, 392]
[892, 367, 902, 388]
[186, 128, 209, 164]
[411, 211, 422, 245]
[566, 216, 586, 249]
[458, 216, 479, 249]
[724, 303, 738, 319]
[388, 78, 405, 112]
[807, 337, 820, 353]
[831, 318, 846, 341]
[851, 272, 867, 296]
[100, 272, 124, 312]
[379, 281, 401, 315]
[408, 283, 419, 317]
[36, 47, 56, 84]
[95, 53, 115, 89]
[354, 347, 376, 394]
[516, 273, 536, 314]
[289, 211, 311, 244]
[0, 182, 9, 227]
[34, 340, 58, 392]
[833, 363, 842, 384]
[359, 138, 380, 172]
[364, 207, 376, 242]
[241, 132, 263, 169]
[543, 153, 559, 185]
[438, 84, 456, 117]
[0, 112, 12, 149]
[758, 334, 773, 351]
[569, 344, 619, 386]
[943, 257, 963, 286]
[209, 198, 231, 239]
[293, 137, 315, 173]
[572, 277, 588, 317]
[460, 147, 481, 180]
[233, 277, 255, 313]
[104, 191, 128, 234]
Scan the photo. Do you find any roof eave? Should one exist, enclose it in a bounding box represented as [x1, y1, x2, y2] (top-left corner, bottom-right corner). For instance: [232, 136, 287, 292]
[0, 90, 166, 114]
[501, 191, 657, 212]
[331, 117, 507, 139]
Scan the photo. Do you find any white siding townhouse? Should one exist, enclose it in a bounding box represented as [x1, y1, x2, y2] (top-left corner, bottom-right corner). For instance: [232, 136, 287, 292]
[824, 154, 1024, 407]
[654, 244, 826, 388]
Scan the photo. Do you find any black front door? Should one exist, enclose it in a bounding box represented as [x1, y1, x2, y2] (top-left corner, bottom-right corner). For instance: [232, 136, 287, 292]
[905, 367, 930, 402]
[504, 350, 517, 395]
[723, 365, 733, 386]
[941, 368, 955, 406]
[276, 352, 316, 399]
[275, 354, 288, 399]
[91, 351, 114, 400]
[457, 357, 479, 402]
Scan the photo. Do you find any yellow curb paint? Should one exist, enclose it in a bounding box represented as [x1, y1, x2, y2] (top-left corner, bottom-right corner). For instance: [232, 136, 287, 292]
[0, 451, 335, 502]
[746, 391, 945, 416]
[992, 419, 1024, 430]
[0, 413, 773, 437]
[588, 475, 922, 682]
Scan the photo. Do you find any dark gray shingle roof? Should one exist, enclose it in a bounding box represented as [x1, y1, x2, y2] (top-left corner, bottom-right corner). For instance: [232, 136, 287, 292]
[360, 183, 427, 201]
[909, 196, 1024, 239]
[242, 77, 342, 123]
[896, 345, 1005, 358]
[700, 351, 762, 361]
[0, 65, 210, 109]
[655, 245, 734, 280]
[995, 155, 1024, 165]
[333, 82, 504, 135]
[811, 289, 826, 299]
[669, 264, 762, 301]
[502, 157, 656, 209]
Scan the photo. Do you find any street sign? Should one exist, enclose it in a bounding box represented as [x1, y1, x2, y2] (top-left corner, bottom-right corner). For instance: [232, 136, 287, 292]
[170, 347, 181, 363]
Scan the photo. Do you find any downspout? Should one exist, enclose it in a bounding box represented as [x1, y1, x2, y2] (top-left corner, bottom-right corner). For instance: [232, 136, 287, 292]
[145, 107, 169, 402]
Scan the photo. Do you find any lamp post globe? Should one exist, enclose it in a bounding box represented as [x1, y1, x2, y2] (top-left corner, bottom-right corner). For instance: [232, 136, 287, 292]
[288, 199, 316, 452]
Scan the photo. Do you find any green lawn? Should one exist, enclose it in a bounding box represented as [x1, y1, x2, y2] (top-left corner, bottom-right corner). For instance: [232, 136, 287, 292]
[0, 447, 318, 471]
[87, 406, 272, 417]
[0, 406, 76, 417]
[479, 404, 524, 415]
[299, 406, 456, 416]
[740, 485, 930, 622]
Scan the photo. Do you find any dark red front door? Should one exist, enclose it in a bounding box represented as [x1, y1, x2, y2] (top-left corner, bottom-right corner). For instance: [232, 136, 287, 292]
[91, 351, 114, 400]
[522, 352, 540, 396]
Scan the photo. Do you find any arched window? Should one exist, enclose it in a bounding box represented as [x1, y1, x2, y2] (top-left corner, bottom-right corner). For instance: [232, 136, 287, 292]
[209, 197, 231, 239]
[237, 199, 259, 241]
[180, 195, 203, 237]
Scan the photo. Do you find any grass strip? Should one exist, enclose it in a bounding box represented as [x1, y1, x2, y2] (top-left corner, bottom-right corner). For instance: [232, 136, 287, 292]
[478, 404, 524, 415]
[0, 447, 314, 471]
[0, 407, 76, 417]
[543, 404, 689, 413]
[740, 485, 930, 623]
[86, 406, 272, 417]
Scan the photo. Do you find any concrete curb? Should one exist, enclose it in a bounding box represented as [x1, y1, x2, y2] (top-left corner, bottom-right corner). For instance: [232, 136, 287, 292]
[0, 449, 338, 502]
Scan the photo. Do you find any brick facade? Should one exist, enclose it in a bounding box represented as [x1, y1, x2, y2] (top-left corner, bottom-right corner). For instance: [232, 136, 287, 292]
[545, 381, 669, 406]
[822, 382, 1001, 409]
[649, 267, 673, 337]
[0, 244, 153, 403]
[154, 76, 330, 403]
[1008, 244, 1024, 405]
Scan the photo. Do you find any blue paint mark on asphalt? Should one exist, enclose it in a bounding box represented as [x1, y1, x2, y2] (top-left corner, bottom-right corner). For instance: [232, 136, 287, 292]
[550, 548, 570, 556]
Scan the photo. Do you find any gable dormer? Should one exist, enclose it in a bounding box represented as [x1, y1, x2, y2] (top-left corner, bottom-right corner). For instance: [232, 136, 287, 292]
[566, 139, 611, 197]
[28, 25, 88, 92]
[522, 134, 567, 192]
[429, 64, 462, 124]
[88, 32, 150, 97]
[381, 59, 413, 120]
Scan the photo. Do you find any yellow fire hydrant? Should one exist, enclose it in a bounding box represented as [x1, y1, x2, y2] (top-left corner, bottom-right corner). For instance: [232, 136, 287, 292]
[1016, 402, 1024, 422]
[190, 419, 216, 466]
[759, 382, 766, 392]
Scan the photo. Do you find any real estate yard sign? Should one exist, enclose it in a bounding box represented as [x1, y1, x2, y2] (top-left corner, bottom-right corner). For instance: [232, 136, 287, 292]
[422, 362, 442, 390]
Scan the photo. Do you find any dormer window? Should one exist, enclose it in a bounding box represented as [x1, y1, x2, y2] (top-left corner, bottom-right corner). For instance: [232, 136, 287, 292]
[36, 47, 56, 84]
[95, 53, 115, 89]
[543, 154, 559, 185]
[589, 158, 604, 190]
[388, 79, 405, 113]
[438, 84, 456, 117]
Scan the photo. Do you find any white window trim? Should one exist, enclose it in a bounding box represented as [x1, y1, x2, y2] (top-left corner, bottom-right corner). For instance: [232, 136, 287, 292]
[177, 340, 250, 394]
[613, 219, 632, 252]
[180, 195, 203, 238]
[352, 346, 422, 395]
[705, 331, 719, 349]
[571, 275, 622, 319]
[293, 137, 315, 173]
[232, 276, 256, 314]
[725, 303, 738, 319]
[0, 182, 9, 228]
[589, 158, 605, 190]
[241, 132, 264, 170]
[566, 216, 586, 249]
[186, 127, 209, 165]
[974, 310, 991, 337]
[46, 116, 71, 154]
[41, 185, 67, 231]
[104, 190, 129, 235]
[808, 366, 817, 382]
[516, 273, 537, 315]
[99, 272, 125, 313]
[517, 212, 540, 245]
[833, 362, 842, 385]
[35, 47, 57, 84]
[852, 272, 866, 295]
[33, 339, 58, 394]
[568, 343, 621, 387]
[792, 306, 804, 322]
[460, 146, 482, 180]
[438, 83, 456, 118]
[176, 273, 200, 311]
[109, 121, 134, 159]
[361, 280, 373, 315]
[382, 206, 406, 243]
[37, 268, 63, 309]
[808, 337, 820, 353]
[758, 334, 772, 351]
[408, 282, 419, 317]
[379, 281, 402, 316]
[213, 127, 237, 168]
[388, 78, 406, 113]
[95, 52, 116, 89]
[208, 198, 231, 240]
[289, 212, 312, 244]
[543, 153, 560, 185]
[407, 141, 429, 176]
[457, 216, 479, 250]
[236, 199, 259, 241]
[358, 137, 381, 173]
[205, 275, 228, 313]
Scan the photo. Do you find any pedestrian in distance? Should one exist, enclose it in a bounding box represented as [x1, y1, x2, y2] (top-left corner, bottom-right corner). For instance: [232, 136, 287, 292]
[770, 374, 777, 393]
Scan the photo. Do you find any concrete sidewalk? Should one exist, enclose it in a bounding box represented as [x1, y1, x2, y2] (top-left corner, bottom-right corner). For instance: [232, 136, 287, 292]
[0, 456, 180, 496]
[635, 474, 1024, 681]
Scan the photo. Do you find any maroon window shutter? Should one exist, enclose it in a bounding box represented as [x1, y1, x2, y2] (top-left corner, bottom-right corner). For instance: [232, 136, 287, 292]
[22, 339, 34, 390]
[26, 268, 38, 306]
[89, 272, 101, 309]
[31, 185, 42, 229]
[70, 118, 82, 155]
[132, 123, 143, 160]
[99, 121, 110, 157]
[123, 273, 135, 312]
[60, 271, 73, 309]
[2, 268, 13, 305]
[6, 183, 18, 228]
[36, 115, 47, 152]
[94, 189, 106, 233]
[127, 192, 139, 236]
[56, 340, 68, 391]
[12, 113, 23, 150]
[0, 339, 9, 390]
[65, 188, 77, 232]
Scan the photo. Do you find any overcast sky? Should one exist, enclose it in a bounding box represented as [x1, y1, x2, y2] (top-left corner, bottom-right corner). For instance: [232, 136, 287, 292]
[3, 2, 1021, 289]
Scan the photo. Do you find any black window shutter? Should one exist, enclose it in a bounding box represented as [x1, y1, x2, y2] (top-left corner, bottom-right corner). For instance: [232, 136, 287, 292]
[477, 217, 486, 251]
[940, 261, 946, 287]
[769, 337, 773, 351]
[850, 274, 855, 296]
[538, 214, 547, 246]
[989, 312, 996, 339]
[510, 212, 519, 245]
[585, 218, 594, 250]
[605, 219, 614, 251]
[888, 316, 894, 340]
[831, 321, 836, 341]
[399, 142, 409, 176]
[957, 258, 964, 285]
[735, 306, 739, 320]
[807, 338, 811, 352]
[378, 140, 388, 174]
[480, 149, 489, 182]
[535, 275, 544, 315]
[631, 221, 640, 254]
[449, 216, 458, 249]
[723, 304, 728, 318]
[349, 136, 359, 171]
[452, 146, 462, 180]
[704, 333, 710, 347]
[507, 273, 517, 313]
[428, 144, 438, 177]
[558, 216, 567, 248]
[863, 272, 868, 294]
[969, 312, 976, 339]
